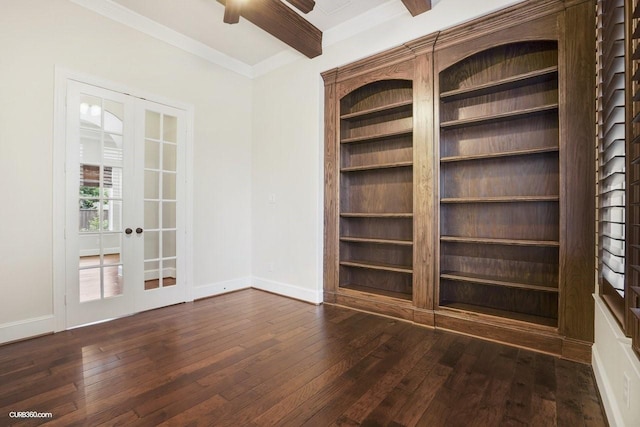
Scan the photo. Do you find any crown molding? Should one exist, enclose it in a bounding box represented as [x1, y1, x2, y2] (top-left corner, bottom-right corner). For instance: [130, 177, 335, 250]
[252, 50, 302, 78]
[69, 0, 254, 78]
[323, 0, 407, 48]
[69, 0, 418, 80]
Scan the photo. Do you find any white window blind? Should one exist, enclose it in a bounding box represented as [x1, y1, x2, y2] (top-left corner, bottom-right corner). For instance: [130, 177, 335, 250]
[598, 0, 626, 301]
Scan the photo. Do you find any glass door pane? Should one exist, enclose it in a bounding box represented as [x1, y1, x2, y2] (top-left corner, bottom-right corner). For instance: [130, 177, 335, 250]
[78, 94, 125, 302]
[143, 110, 178, 290]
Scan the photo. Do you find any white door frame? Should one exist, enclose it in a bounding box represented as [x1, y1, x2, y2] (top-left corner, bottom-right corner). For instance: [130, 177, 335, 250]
[53, 67, 195, 331]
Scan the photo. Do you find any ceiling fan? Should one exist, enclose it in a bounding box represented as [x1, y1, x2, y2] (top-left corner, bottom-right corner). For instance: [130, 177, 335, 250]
[217, 0, 432, 59]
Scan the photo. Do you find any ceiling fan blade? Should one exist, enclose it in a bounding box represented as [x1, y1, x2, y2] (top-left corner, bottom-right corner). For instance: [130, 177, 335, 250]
[217, 0, 322, 58]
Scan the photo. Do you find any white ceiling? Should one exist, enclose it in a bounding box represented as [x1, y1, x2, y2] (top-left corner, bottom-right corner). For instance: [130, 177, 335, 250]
[108, 0, 397, 66]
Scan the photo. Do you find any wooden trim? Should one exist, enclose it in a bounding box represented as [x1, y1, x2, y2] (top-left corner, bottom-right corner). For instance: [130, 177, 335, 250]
[435, 307, 561, 349]
[333, 293, 416, 321]
[216, 0, 322, 58]
[413, 308, 435, 327]
[329, 287, 591, 362]
[434, 13, 560, 73]
[559, 0, 596, 342]
[405, 33, 440, 56]
[326, 34, 439, 86]
[561, 338, 593, 363]
[322, 78, 339, 297]
[434, 0, 564, 53]
[333, 45, 418, 85]
[601, 279, 626, 328]
[413, 48, 436, 311]
[626, 0, 639, 341]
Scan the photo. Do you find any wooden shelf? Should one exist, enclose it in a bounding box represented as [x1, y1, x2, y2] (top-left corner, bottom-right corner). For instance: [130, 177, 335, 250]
[340, 260, 412, 274]
[440, 66, 558, 100]
[340, 100, 412, 121]
[341, 128, 412, 144]
[631, 308, 640, 322]
[341, 161, 412, 172]
[440, 236, 560, 247]
[439, 302, 558, 328]
[440, 147, 559, 163]
[441, 195, 559, 204]
[340, 283, 412, 301]
[440, 271, 559, 293]
[341, 213, 413, 218]
[340, 236, 413, 246]
[440, 104, 559, 129]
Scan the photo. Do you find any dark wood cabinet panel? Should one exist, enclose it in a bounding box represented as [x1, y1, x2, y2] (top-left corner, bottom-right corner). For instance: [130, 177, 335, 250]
[322, 0, 595, 363]
[438, 41, 560, 328]
[330, 73, 417, 302]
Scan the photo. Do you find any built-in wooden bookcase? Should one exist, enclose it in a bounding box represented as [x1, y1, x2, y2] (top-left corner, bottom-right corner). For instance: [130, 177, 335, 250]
[339, 79, 414, 300]
[437, 41, 561, 328]
[322, 0, 595, 362]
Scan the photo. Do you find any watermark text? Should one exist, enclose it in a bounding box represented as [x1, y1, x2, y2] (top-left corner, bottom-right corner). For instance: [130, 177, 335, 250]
[8, 411, 53, 419]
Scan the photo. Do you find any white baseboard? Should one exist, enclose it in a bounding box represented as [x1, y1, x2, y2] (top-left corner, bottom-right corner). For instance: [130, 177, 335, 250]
[592, 294, 640, 427]
[1, 278, 321, 344]
[0, 315, 55, 345]
[251, 277, 323, 304]
[593, 345, 623, 427]
[192, 277, 251, 300]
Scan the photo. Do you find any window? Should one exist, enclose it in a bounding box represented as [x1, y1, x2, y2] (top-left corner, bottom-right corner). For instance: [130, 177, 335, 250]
[627, 0, 640, 355]
[597, 0, 627, 325]
[598, 0, 640, 358]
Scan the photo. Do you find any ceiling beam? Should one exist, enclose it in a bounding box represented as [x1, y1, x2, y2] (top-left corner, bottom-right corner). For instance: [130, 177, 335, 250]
[217, 0, 322, 59]
[223, 0, 242, 24]
[283, 0, 315, 14]
[400, 0, 432, 17]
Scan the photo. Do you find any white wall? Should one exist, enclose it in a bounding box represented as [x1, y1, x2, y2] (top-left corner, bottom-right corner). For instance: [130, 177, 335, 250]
[1, 0, 634, 424]
[593, 295, 640, 426]
[0, 0, 252, 336]
[250, 0, 524, 303]
[252, 1, 639, 423]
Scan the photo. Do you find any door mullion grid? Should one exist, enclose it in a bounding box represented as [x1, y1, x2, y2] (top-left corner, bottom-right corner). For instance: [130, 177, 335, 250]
[99, 97, 106, 299]
[159, 113, 164, 288]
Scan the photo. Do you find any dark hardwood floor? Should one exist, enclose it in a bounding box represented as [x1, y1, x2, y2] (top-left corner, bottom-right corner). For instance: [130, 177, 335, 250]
[0, 289, 607, 426]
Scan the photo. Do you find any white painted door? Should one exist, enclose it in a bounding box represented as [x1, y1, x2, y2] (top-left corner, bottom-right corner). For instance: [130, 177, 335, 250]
[133, 102, 187, 312]
[65, 81, 186, 327]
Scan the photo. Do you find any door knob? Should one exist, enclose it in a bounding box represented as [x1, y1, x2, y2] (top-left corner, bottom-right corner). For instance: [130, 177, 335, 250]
[136, 227, 144, 234]
[125, 228, 133, 235]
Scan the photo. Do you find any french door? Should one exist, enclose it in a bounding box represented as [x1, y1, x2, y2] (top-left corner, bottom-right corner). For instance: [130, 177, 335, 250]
[65, 81, 186, 327]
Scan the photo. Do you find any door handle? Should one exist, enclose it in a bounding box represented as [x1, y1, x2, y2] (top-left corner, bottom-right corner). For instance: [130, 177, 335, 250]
[136, 227, 144, 234]
[125, 228, 133, 235]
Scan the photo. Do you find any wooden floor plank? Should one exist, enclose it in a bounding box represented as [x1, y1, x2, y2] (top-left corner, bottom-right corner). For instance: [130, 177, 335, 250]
[466, 343, 519, 427]
[500, 350, 536, 425]
[0, 289, 607, 427]
[358, 332, 456, 425]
